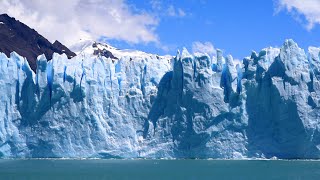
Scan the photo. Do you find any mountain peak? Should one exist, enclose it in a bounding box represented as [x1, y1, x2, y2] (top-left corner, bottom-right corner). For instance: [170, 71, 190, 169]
[0, 13, 10, 18]
[52, 40, 75, 58]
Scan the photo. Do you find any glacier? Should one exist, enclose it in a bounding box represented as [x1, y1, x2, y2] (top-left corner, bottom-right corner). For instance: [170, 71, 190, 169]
[0, 39, 320, 159]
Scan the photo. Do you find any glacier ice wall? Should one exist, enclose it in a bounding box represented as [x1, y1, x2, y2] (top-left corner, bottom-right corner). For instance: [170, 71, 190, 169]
[0, 39, 320, 159]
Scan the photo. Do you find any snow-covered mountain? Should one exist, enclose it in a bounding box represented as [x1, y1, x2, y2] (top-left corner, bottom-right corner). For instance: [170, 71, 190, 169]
[70, 39, 172, 61]
[1, 37, 320, 159]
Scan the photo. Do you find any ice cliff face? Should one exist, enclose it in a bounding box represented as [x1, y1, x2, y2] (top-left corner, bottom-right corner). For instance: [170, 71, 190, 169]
[0, 40, 320, 159]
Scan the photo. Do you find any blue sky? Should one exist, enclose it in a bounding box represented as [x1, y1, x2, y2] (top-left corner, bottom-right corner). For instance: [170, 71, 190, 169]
[111, 0, 320, 59]
[1, 0, 320, 59]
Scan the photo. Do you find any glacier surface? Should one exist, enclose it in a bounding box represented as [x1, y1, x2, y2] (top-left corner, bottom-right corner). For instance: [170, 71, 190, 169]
[0, 39, 320, 159]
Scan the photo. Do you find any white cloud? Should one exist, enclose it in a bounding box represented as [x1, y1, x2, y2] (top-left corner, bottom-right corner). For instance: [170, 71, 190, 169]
[275, 0, 320, 30]
[177, 9, 187, 17]
[192, 41, 216, 56]
[150, 1, 186, 18]
[150, 0, 162, 10]
[0, 0, 159, 46]
[167, 5, 186, 17]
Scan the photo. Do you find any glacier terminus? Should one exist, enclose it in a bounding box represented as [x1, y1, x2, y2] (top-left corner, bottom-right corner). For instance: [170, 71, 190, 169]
[0, 39, 320, 159]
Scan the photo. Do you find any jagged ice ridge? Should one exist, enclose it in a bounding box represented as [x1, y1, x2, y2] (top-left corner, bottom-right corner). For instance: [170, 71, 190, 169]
[0, 39, 320, 159]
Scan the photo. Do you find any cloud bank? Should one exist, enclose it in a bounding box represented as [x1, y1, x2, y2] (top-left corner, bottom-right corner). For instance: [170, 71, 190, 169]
[275, 0, 320, 30]
[0, 0, 159, 46]
[192, 41, 216, 56]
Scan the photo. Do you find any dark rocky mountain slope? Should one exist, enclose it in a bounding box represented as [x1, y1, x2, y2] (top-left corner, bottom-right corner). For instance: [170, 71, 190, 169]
[0, 14, 76, 72]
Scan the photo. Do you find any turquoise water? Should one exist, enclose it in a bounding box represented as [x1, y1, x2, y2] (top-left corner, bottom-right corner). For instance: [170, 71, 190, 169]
[0, 159, 320, 180]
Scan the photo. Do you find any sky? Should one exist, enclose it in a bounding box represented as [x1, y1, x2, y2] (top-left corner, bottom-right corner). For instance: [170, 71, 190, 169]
[0, 0, 320, 59]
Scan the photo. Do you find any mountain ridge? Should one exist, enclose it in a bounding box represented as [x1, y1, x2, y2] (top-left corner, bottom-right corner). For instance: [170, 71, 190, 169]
[0, 14, 76, 72]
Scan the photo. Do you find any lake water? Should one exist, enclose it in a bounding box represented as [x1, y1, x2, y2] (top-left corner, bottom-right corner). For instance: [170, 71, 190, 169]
[0, 159, 320, 180]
